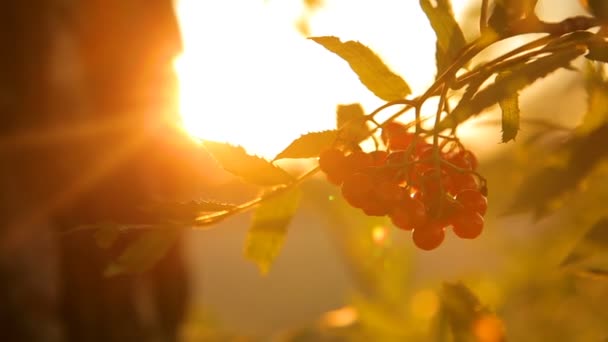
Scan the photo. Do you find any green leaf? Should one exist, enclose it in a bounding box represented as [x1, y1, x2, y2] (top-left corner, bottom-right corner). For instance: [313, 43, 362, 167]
[561, 218, 608, 279]
[94, 222, 122, 249]
[419, 0, 466, 76]
[244, 188, 301, 275]
[104, 227, 180, 277]
[497, 72, 521, 142]
[274, 130, 338, 160]
[336, 103, 369, 144]
[439, 49, 584, 131]
[309, 36, 411, 101]
[203, 140, 293, 186]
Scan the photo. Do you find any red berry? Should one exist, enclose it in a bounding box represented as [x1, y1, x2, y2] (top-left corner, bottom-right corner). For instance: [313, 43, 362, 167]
[451, 173, 478, 193]
[455, 189, 488, 215]
[414, 140, 433, 155]
[412, 223, 445, 250]
[381, 122, 406, 144]
[451, 209, 484, 239]
[384, 151, 412, 181]
[417, 144, 435, 161]
[374, 180, 405, 203]
[319, 148, 349, 184]
[462, 150, 479, 170]
[390, 206, 414, 230]
[319, 148, 344, 173]
[389, 135, 417, 151]
[408, 162, 433, 183]
[325, 172, 344, 186]
[390, 197, 425, 230]
[382, 122, 414, 149]
[345, 151, 373, 173]
[436, 198, 461, 224]
[422, 168, 453, 192]
[361, 200, 390, 217]
[390, 197, 427, 229]
[382, 122, 419, 151]
[386, 151, 412, 165]
[341, 173, 374, 208]
[446, 149, 478, 171]
[369, 150, 389, 166]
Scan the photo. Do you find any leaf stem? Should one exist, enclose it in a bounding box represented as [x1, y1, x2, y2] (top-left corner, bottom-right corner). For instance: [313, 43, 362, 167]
[193, 166, 321, 228]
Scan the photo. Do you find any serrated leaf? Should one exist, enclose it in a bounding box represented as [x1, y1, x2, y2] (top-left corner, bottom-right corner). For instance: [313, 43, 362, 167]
[336, 103, 370, 144]
[439, 49, 584, 131]
[309, 36, 411, 101]
[244, 188, 301, 275]
[561, 218, 608, 279]
[497, 72, 521, 142]
[419, 0, 467, 77]
[203, 140, 293, 186]
[140, 200, 237, 223]
[438, 282, 504, 342]
[94, 222, 122, 249]
[104, 227, 180, 277]
[274, 130, 338, 160]
[190, 200, 237, 211]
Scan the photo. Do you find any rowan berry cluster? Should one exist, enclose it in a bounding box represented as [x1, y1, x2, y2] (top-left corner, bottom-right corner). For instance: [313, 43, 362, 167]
[319, 122, 488, 251]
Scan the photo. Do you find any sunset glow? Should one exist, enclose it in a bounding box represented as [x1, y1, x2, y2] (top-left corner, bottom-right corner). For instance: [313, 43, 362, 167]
[174, 0, 470, 158]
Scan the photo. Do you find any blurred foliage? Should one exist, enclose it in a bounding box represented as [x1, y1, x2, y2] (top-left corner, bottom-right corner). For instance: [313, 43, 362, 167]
[104, 226, 182, 276]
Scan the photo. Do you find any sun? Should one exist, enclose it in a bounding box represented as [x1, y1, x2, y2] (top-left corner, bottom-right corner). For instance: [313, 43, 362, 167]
[173, 0, 471, 159]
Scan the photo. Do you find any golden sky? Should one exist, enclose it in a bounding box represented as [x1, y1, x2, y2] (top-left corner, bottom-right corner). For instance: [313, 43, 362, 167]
[174, 0, 470, 158]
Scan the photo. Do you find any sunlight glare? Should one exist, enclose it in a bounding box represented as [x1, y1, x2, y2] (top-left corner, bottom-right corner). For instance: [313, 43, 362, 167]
[174, 0, 471, 158]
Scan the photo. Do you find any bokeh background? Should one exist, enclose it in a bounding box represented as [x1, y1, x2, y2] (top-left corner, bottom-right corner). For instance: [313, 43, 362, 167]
[1, 0, 607, 341]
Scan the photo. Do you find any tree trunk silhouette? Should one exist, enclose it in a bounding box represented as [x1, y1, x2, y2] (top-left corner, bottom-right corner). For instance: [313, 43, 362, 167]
[0, 1, 196, 341]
